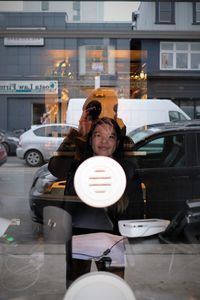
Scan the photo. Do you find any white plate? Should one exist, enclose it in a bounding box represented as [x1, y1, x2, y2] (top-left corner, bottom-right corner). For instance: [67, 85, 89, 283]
[74, 156, 126, 208]
[64, 271, 136, 300]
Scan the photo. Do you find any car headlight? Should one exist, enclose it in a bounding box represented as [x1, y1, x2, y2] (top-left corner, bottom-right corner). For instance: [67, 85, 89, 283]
[34, 177, 54, 194]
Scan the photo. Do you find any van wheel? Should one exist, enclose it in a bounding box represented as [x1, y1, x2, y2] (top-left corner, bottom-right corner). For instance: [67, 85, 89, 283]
[25, 150, 44, 167]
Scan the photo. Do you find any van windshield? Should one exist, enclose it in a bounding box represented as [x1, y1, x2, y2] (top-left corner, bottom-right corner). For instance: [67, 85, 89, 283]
[169, 110, 189, 121]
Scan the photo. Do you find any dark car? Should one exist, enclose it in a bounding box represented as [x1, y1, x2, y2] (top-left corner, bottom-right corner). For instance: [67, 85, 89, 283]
[29, 120, 200, 224]
[0, 129, 19, 155]
[0, 132, 7, 166]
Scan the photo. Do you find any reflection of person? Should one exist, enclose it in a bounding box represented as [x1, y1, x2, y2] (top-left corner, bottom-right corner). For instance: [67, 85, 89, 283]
[41, 112, 50, 124]
[70, 117, 143, 228]
[81, 88, 126, 135]
[48, 115, 143, 232]
[48, 87, 127, 180]
[48, 114, 143, 280]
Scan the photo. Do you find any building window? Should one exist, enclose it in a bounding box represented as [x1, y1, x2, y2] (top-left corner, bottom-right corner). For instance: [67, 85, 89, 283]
[41, 1, 49, 11]
[78, 45, 115, 76]
[160, 42, 200, 70]
[156, 1, 175, 24]
[73, 1, 80, 21]
[193, 2, 200, 24]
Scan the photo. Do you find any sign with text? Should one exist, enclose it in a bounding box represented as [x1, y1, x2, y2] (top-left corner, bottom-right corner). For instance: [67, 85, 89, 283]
[0, 81, 58, 94]
[4, 37, 44, 46]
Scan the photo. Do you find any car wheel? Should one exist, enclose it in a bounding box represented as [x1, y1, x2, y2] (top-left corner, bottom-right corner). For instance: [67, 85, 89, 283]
[31, 221, 43, 234]
[2, 142, 9, 154]
[25, 150, 44, 167]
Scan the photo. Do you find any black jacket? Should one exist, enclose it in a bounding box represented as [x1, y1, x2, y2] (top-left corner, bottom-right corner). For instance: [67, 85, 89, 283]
[63, 157, 144, 233]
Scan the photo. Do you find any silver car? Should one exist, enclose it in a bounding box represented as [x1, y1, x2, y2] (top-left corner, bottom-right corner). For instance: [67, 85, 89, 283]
[16, 123, 77, 167]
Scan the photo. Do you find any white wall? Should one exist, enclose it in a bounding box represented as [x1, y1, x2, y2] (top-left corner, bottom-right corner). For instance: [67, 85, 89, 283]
[0, 1, 23, 11]
[104, 1, 140, 22]
[0, 1, 140, 23]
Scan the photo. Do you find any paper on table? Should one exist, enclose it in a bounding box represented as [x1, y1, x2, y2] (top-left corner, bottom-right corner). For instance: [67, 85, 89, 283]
[72, 232, 126, 267]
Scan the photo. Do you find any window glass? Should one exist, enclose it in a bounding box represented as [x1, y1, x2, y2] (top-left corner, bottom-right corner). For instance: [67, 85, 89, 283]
[33, 103, 46, 124]
[176, 43, 188, 51]
[169, 111, 188, 121]
[179, 99, 195, 119]
[194, 2, 200, 23]
[191, 53, 200, 69]
[34, 125, 70, 137]
[128, 126, 161, 144]
[59, 125, 71, 137]
[160, 42, 200, 70]
[79, 45, 115, 76]
[51, 125, 61, 137]
[176, 53, 188, 69]
[197, 133, 200, 164]
[34, 125, 52, 137]
[1, 2, 199, 299]
[195, 101, 200, 119]
[161, 42, 173, 50]
[137, 134, 186, 168]
[191, 43, 200, 51]
[196, 107, 200, 119]
[138, 137, 164, 154]
[161, 53, 173, 68]
[41, 1, 49, 11]
[158, 2, 173, 23]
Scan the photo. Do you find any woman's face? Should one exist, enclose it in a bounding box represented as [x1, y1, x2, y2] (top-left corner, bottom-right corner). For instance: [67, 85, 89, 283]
[91, 123, 118, 157]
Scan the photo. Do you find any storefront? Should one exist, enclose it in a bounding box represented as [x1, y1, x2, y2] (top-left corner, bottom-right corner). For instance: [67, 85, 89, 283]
[0, 80, 58, 130]
[0, 12, 149, 131]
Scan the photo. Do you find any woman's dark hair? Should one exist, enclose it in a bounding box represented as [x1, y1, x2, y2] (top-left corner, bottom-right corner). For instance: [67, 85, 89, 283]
[84, 117, 124, 159]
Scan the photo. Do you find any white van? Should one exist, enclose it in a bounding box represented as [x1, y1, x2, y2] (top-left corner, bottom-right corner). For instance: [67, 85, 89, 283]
[66, 98, 190, 134]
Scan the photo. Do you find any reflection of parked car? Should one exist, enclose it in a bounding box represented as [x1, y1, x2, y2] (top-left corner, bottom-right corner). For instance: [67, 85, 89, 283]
[12, 129, 25, 138]
[16, 123, 77, 167]
[29, 163, 65, 222]
[0, 129, 19, 155]
[29, 120, 200, 224]
[0, 133, 7, 166]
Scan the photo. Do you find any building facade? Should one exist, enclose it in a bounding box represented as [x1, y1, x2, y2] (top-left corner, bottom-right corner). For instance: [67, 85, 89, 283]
[135, 1, 200, 118]
[0, 1, 199, 131]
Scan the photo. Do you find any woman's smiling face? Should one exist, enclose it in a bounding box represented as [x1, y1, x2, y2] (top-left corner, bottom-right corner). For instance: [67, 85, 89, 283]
[91, 123, 118, 157]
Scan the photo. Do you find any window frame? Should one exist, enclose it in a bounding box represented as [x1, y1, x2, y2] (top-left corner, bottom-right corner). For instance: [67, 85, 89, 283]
[155, 1, 175, 24]
[160, 41, 200, 70]
[193, 2, 200, 24]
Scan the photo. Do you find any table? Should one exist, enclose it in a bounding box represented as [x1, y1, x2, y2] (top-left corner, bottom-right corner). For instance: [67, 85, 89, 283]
[124, 237, 200, 300]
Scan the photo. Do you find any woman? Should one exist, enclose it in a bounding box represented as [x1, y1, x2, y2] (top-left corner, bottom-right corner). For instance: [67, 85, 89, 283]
[61, 117, 144, 231]
[49, 115, 143, 280]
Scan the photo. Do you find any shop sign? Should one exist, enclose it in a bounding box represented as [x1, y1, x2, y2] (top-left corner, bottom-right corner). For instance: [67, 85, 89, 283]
[0, 81, 58, 94]
[4, 37, 44, 46]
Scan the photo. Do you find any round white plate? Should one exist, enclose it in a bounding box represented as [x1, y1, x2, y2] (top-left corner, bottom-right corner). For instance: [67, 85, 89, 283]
[64, 271, 136, 300]
[74, 156, 126, 208]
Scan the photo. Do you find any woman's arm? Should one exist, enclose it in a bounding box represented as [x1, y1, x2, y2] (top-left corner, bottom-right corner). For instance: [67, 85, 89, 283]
[48, 108, 93, 179]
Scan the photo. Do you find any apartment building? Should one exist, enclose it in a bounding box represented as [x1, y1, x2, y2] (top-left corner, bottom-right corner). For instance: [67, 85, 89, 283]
[134, 1, 200, 118]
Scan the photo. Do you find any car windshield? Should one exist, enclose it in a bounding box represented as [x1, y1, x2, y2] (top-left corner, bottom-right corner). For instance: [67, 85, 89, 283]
[128, 125, 162, 143]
